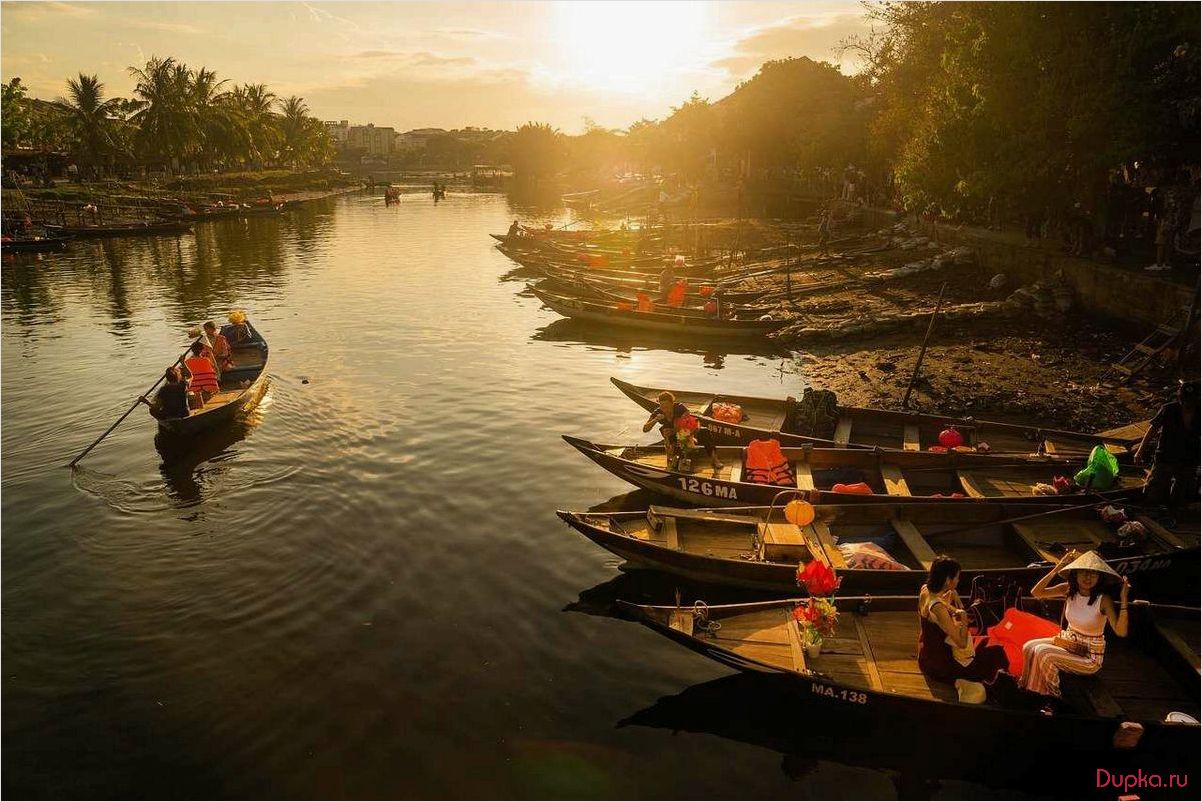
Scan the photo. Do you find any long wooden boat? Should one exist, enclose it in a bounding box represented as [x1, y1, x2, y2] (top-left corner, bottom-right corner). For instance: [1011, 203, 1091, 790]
[1, 234, 72, 253]
[502, 248, 722, 278]
[538, 276, 775, 317]
[154, 322, 269, 435]
[610, 377, 1143, 460]
[47, 220, 194, 238]
[537, 265, 763, 304]
[558, 502, 1198, 596]
[532, 286, 785, 338]
[620, 595, 1200, 762]
[561, 435, 1147, 506]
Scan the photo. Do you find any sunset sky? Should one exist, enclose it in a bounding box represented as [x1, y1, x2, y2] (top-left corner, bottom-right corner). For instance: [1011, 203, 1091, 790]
[1, 1, 868, 133]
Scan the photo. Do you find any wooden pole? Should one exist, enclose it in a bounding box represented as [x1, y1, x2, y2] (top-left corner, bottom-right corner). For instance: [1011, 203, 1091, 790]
[902, 282, 948, 409]
[67, 338, 199, 467]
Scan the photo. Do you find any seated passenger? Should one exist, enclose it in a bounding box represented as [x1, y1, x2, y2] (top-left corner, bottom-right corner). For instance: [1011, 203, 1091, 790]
[183, 342, 220, 405]
[140, 366, 190, 419]
[1019, 550, 1129, 698]
[225, 310, 252, 344]
[918, 556, 1009, 684]
[203, 320, 233, 373]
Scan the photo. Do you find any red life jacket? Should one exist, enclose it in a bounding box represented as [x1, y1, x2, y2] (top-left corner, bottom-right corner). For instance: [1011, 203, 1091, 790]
[665, 280, 687, 307]
[185, 356, 219, 394]
[744, 439, 795, 486]
[636, 292, 653, 312]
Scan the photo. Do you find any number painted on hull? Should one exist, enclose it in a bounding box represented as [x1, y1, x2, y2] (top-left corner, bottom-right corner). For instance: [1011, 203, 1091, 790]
[676, 477, 738, 500]
[811, 682, 868, 705]
[1111, 557, 1172, 575]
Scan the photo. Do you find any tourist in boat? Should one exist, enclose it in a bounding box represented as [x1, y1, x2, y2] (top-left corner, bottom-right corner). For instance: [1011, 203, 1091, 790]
[1134, 380, 1199, 506]
[918, 556, 1009, 684]
[225, 310, 252, 345]
[641, 391, 723, 470]
[1019, 550, 1129, 698]
[140, 366, 190, 419]
[203, 321, 233, 373]
[182, 341, 220, 404]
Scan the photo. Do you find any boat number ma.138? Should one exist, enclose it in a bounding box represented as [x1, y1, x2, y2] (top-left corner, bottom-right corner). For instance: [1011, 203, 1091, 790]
[812, 683, 868, 704]
[676, 477, 739, 500]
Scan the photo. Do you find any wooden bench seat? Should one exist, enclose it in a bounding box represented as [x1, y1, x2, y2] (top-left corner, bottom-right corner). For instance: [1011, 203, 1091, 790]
[890, 518, 937, 570]
[834, 417, 853, 445]
[880, 463, 912, 496]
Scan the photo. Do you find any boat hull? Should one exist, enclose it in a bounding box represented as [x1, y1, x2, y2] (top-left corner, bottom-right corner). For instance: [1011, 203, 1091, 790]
[532, 287, 782, 338]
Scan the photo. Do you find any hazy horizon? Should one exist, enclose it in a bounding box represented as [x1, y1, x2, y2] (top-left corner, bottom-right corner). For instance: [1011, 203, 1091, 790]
[1, 0, 868, 134]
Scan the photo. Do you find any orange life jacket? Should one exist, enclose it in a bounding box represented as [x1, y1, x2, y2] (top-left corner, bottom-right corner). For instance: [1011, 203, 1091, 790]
[185, 356, 219, 394]
[743, 439, 795, 486]
[665, 279, 687, 307]
[636, 292, 653, 312]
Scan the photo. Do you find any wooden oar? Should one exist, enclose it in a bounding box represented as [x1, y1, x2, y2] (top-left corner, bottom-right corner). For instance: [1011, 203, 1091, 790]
[67, 337, 200, 468]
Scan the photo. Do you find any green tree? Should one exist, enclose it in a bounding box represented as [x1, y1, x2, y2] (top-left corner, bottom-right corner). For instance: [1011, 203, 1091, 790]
[2, 78, 31, 149]
[509, 122, 563, 181]
[54, 73, 125, 170]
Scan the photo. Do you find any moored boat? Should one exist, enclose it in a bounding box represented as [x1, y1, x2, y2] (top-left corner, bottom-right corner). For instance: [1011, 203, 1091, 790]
[610, 377, 1143, 460]
[561, 436, 1147, 506]
[620, 595, 1200, 761]
[47, 220, 194, 238]
[558, 502, 1198, 596]
[532, 285, 785, 338]
[154, 321, 269, 436]
[1, 233, 72, 253]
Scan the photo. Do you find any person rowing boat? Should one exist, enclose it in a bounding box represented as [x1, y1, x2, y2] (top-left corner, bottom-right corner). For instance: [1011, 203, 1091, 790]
[139, 366, 189, 420]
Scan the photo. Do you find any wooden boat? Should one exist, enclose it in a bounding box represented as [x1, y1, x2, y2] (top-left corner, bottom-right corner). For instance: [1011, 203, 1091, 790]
[239, 203, 286, 217]
[560, 436, 1147, 506]
[47, 220, 194, 238]
[620, 595, 1200, 761]
[537, 265, 764, 305]
[537, 276, 774, 316]
[154, 322, 269, 435]
[1, 233, 72, 253]
[610, 377, 1143, 460]
[532, 286, 785, 338]
[558, 502, 1199, 596]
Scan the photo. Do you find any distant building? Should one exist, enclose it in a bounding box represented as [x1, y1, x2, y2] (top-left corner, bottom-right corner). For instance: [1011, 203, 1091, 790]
[323, 120, 350, 146]
[347, 124, 396, 158]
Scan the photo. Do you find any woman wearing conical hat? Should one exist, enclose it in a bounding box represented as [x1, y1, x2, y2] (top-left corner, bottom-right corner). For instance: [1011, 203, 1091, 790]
[1019, 550, 1130, 698]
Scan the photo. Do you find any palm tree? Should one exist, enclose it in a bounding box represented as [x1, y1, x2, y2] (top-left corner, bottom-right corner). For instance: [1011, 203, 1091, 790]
[189, 67, 235, 169]
[232, 83, 279, 167]
[54, 73, 124, 172]
[128, 56, 197, 170]
[277, 95, 309, 165]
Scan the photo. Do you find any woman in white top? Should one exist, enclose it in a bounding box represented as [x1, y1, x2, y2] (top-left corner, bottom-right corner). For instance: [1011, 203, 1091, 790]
[1020, 550, 1130, 697]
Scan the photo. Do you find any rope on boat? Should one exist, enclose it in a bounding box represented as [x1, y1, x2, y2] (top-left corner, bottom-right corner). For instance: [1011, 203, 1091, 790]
[693, 601, 722, 636]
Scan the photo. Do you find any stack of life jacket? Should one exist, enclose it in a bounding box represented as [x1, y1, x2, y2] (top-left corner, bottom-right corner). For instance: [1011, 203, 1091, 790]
[184, 356, 219, 396]
[711, 402, 743, 424]
[744, 439, 795, 486]
[635, 292, 654, 312]
[665, 280, 687, 307]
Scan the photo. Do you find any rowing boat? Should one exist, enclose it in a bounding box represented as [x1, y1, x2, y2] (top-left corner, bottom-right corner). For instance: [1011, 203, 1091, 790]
[536, 265, 764, 304]
[532, 285, 785, 338]
[1, 233, 72, 253]
[537, 276, 774, 316]
[610, 377, 1143, 460]
[154, 322, 269, 436]
[620, 595, 1200, 761]
[561, 436, 1147, 506]
[558, 502, 1198, 596]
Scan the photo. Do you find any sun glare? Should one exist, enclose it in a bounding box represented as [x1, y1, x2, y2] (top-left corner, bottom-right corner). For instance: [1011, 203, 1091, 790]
[550, 1, 714, 97]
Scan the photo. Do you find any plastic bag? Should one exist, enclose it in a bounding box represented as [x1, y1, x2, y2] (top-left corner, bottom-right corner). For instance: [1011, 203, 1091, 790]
[1073, 446, 1119, 490]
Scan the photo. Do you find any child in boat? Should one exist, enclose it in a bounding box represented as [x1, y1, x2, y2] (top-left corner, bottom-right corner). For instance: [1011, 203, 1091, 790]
[918, 556, 1009, 684]
[225, 310, 252, 344]
[182, 342, 220, 405]
[642, 391, 723, 471]
[1019, 550, 1129, 698]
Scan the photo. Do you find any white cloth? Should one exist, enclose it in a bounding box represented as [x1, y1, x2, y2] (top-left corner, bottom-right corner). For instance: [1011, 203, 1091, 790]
[1064, 593, 1107, 636]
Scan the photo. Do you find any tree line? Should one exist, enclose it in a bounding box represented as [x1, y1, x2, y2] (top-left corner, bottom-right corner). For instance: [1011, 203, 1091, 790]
[507, 2, 1198, 230]
[3, 56, 334, 176]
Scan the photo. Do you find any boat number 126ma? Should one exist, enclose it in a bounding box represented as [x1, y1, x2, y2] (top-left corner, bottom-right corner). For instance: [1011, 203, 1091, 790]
[676, 477, 738, 500]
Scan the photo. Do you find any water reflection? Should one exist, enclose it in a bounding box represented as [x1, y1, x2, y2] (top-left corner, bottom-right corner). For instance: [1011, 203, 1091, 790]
[154, 392, 267, 504]
[531, 318, 790, 370]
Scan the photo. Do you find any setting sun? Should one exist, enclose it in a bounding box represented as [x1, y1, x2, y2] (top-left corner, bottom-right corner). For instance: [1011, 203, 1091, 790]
[550, 0, 716, 97]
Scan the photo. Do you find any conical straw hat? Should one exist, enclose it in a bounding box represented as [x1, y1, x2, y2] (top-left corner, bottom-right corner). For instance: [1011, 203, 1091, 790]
[1057, 550, 1121, 580]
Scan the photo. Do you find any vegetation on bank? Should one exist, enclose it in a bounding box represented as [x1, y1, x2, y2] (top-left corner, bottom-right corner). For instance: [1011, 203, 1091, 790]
[3, 56, 333, 176]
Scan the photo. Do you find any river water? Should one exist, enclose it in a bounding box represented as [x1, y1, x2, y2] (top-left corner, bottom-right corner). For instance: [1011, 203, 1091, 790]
[0, 190, 1136, 799]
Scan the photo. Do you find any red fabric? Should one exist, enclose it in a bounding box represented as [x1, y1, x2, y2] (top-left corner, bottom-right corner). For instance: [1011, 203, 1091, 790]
[616, 302, 633, 312]
[665, 280, 687, 307]
[674, 413, 699, 432]
[986, 607, 1061, 676]
[832, 482, 873, 495]
[797, 561, 840, 595]
[699, 286, 714, 297]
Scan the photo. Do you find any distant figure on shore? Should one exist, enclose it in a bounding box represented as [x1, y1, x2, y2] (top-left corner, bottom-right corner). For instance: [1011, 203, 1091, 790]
[1135, 380, 1199, 506]
[817, 209, 832, 256]
[140, 366, 190, 420]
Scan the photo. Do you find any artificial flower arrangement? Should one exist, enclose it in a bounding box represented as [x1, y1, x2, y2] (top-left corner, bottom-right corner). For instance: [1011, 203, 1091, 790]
[793, 560, 842, 655]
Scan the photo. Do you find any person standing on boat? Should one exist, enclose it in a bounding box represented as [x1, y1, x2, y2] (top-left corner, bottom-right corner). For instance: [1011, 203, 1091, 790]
[817, 208, 832, 256]
[1019, 550, 1129, 698]
[1134, 380, 1199, 506]
[658, 263, 678, 302]
[140, 366, 190, 420]
[917, 556, 1009, 684]
[642, 391, 723, 470]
